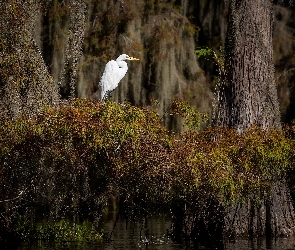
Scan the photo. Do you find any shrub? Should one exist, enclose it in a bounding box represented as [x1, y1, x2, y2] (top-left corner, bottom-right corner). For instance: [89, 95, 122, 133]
[0, 99, 294, 242]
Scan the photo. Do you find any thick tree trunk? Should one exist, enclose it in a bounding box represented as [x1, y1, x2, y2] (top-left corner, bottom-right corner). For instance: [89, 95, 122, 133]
[214, 0, 295, 237]
[225, 177, 295, 237]
[215, 0, 281, 132]
[0, 1, 60, 118]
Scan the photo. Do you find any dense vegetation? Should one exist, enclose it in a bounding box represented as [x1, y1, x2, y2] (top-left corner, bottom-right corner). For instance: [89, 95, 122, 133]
[0, 99, 294, 244]
[1, 0, 294, 247]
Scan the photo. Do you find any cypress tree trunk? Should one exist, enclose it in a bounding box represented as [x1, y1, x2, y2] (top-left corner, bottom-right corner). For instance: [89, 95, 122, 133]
[215, 0, 280, 132]
[215, 0, 295, 237]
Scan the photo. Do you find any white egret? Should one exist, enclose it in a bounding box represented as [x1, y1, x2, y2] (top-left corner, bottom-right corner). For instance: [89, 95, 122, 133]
[99, 54, 139, 100]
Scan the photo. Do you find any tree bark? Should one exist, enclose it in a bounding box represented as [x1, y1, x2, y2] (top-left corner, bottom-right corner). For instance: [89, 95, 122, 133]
[0, 0, 60, 118]
[215, 0, 281, 132]
[215, 0, 295, 237]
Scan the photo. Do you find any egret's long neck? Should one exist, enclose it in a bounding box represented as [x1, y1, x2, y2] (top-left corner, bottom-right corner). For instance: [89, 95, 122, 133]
[116, 55, 125, 62]
[116, 61, 128, 70]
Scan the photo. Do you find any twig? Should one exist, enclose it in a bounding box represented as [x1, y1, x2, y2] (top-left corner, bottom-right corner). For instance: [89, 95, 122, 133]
[0, 189, 26, 203]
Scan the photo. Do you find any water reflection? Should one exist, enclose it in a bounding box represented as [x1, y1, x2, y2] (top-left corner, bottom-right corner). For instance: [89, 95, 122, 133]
[11, 213, 295, 250]
[100, 213, 181, 250]
[225, 237, 295, 250]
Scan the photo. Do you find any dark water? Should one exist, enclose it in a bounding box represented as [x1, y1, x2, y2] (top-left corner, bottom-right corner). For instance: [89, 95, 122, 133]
[11, 213, 295, 250]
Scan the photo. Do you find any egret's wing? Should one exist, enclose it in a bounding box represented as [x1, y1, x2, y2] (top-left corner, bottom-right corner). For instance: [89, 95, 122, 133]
[99, 60, 119, 99]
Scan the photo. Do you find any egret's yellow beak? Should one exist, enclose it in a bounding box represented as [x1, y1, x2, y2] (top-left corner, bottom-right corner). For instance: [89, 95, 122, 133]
[129, 56, 139, 60]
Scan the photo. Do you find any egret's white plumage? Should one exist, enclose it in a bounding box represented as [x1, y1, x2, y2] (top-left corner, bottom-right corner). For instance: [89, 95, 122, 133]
[99, 54, 139, 100]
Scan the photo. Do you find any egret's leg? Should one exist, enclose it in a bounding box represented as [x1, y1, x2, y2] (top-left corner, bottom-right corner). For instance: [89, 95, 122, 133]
[105, 90, 113, 99]
[106, 90, 113, 99]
